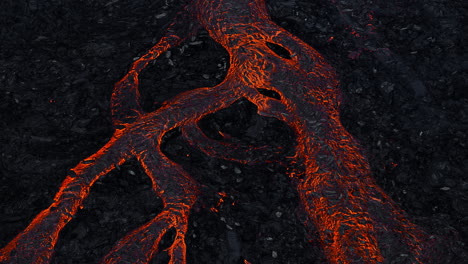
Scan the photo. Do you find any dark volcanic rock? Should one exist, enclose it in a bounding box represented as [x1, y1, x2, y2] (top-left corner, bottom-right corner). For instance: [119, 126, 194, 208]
[0, 0, 466, 263]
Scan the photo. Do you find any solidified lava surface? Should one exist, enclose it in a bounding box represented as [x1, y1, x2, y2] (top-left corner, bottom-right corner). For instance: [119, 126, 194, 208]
[0, 0, 466, 263]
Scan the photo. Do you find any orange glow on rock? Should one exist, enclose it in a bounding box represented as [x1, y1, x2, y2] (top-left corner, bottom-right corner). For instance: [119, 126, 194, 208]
[0, 1, 432, 263]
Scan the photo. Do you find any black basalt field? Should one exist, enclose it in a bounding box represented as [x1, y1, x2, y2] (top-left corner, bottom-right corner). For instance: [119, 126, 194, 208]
[0, 0, 466, 263]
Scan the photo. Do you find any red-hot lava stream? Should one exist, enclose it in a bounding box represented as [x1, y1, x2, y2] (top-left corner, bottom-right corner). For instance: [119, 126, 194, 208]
[0, 0, 434, 263]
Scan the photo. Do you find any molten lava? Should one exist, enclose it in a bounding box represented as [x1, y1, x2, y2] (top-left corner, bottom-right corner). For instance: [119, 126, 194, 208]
[0, 0, 432, 263]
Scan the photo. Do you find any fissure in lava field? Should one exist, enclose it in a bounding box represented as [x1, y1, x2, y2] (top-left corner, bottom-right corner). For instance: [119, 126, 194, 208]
[0, 0, 466, 263]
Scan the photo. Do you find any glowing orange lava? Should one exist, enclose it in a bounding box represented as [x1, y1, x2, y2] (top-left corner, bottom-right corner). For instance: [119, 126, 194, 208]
[0, 0, 432, 263]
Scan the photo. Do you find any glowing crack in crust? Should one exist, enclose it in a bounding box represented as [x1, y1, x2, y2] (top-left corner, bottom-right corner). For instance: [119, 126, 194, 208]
[0, 0, 433, 263]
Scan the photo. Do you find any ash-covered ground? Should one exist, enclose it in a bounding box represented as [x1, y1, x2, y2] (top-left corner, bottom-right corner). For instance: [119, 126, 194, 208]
[0, 0, 466, 263]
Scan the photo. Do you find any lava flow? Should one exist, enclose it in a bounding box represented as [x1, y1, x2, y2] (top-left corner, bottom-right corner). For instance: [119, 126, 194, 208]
[0, 0, 434, 263]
